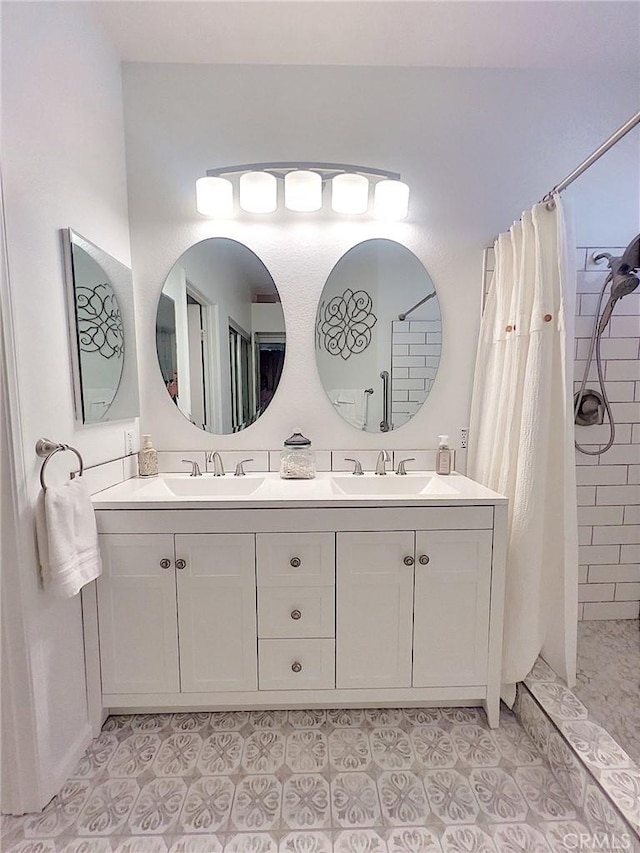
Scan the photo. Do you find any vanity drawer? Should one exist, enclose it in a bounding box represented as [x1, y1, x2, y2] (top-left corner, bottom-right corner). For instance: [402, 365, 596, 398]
[258, 587, 335, 639]
[256, 533, 335, 587]
[258, 639, 335, 690]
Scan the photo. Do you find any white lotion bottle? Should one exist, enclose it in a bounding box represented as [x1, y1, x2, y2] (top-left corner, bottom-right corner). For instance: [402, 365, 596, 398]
[436, 434, 452, 475]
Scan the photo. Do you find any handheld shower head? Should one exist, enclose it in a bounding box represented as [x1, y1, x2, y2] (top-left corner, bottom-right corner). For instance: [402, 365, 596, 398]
[610, 270, 639, 301]
[593, 233, 640, 307]
[577, 232, 640, 457]
[620, 233, 639, 273]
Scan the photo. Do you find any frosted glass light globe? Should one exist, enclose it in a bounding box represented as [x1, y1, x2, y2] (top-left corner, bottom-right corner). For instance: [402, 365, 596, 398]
[239, 172, 277, 213]
[196, 176, 233, 217]
[373, 180, 410, 220]
[284, 170, 322, 212]
[331, 173, 369, 215]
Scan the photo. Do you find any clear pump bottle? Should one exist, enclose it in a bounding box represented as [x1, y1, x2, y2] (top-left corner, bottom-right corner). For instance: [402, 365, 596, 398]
[436, 434, 453, 475]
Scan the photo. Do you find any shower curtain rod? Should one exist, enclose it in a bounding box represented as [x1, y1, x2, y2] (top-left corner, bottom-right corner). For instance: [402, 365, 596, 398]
[541, 110, 640, 207]
[482, 110, 640, 313]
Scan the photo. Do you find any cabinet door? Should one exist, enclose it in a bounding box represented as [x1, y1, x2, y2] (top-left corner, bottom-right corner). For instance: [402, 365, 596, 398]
[413, 530, 492, 687]
[336, 531, 414, 689]
[97, 534, 179, 694]
[176, 534, 257, 692]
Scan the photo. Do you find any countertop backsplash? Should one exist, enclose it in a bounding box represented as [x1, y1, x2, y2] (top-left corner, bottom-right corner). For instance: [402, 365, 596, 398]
[82, 448, 466, 495]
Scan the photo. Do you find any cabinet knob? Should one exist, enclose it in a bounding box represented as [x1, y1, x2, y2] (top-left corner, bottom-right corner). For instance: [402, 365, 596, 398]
[175, 559, 187, 571]
[403, 555, 415, 566]
[159, 558, 171, 569]
[290, 609, 302, 621]
[290, 557, 302, 568]
[291, 661, 303, 673]
[419, 554, 430, 565]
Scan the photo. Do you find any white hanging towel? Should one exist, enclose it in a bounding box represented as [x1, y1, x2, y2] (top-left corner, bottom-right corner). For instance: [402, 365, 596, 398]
[328, 389, 368, 430]
[36, 477, 102, 598]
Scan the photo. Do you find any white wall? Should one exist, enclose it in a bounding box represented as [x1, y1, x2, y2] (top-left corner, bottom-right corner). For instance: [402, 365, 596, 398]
[123, 63, 639, 452]
[1, 2, 135, 811]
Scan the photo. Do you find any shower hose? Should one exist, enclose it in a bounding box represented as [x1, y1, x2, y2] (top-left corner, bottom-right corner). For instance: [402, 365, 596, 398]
[574, 272, 616, 456]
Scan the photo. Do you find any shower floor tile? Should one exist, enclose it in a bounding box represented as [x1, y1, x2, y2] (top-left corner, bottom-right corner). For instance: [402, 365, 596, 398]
[0, 705, 617, 852]
[574, 619, 640, 767]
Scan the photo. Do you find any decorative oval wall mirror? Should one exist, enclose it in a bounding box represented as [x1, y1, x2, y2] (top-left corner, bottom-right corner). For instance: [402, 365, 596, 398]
[156, 238, 285, 434]
[316, 239, 441, 432]
[62, 229, 140, 424]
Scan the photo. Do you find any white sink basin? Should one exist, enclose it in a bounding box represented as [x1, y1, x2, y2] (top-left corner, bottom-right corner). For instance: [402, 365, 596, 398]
[330, 474, 457, 496]
[140, 476, 266, 497]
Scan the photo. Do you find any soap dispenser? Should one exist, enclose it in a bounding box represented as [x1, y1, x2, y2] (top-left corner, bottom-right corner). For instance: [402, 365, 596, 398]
[436, 435, 453, 475]
[280, 431, 316, 479]
[138, 434, 158, 478]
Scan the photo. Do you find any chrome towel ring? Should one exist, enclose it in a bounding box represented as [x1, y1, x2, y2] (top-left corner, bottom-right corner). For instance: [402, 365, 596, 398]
[36, 438, 84, 491]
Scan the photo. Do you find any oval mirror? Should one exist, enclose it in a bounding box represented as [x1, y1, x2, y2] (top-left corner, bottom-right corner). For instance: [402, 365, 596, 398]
[156, 238, 285, 433]
[316, 239, 441, 432]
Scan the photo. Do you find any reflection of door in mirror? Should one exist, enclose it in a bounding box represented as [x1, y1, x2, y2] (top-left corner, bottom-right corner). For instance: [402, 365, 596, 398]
[156, 292, 178, 404]
[158, 268, 215, 430]
[156, 238, 285, 435]
[229, 322, 251, 431]
[255, 334, 285, 414]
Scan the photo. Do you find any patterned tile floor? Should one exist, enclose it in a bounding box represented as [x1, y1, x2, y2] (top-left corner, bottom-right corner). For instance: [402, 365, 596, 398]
[575, 619, 640, 767]
[0, 705, 601, 852]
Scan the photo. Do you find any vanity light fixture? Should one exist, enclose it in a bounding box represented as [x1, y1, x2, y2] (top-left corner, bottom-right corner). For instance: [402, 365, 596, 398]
[195, 162, 410, 220]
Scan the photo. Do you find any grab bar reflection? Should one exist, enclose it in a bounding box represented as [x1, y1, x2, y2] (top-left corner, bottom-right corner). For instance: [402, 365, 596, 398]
[380, 370, 391, 432]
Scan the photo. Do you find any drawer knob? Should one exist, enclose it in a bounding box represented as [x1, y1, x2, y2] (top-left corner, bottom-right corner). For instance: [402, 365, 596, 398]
[290, 609, 302, 621]
[403, 555, 415, 566]
[419, 554, 430, 565]
[291, 661, 303, 673]
[290, 557, 302, 568]
[159, 558, 171, 569]
[175, 559, 187, 571]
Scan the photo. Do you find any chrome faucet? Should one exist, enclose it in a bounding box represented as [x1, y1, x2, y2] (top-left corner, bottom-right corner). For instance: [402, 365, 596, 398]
[375, 450, 391, 475]
[395, 457, 415, 475]
[182, 459, 202, 477]
[344, 457, 364, 476]
[207, 451, 225, 477]
[234, 458, 253, 477]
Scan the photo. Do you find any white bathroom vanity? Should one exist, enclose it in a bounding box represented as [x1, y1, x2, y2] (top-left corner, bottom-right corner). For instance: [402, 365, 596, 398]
[88, 472, 507, 728]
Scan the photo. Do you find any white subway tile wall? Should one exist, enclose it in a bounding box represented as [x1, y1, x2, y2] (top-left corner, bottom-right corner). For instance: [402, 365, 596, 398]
[575, 246, 640, 620]
[390, 320, 441, 427]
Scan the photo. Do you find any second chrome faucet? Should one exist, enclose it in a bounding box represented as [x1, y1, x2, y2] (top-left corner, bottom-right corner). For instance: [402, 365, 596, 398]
[206, 451, 225, 476]
[375, 450, 391, 475]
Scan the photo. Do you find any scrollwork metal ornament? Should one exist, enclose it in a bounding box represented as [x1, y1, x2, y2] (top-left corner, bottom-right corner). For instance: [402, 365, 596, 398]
[318, 288, 377, 360]
[76, 283, 124, 360]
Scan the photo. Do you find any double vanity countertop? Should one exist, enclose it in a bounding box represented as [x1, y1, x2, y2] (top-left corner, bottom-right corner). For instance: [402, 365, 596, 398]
[92, 470, 507, 510]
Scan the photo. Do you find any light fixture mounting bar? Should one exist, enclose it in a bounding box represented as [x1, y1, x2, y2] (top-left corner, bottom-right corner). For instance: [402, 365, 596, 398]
[206, 162, 402, 181]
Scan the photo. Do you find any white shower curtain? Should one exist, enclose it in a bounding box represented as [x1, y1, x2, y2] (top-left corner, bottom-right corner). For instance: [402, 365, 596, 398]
[468, 195, 579, 693]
